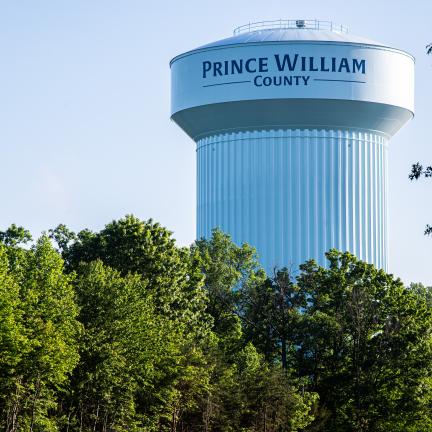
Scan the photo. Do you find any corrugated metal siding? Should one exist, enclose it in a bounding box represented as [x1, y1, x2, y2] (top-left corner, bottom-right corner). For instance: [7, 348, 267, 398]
[197, 129, 388, 274]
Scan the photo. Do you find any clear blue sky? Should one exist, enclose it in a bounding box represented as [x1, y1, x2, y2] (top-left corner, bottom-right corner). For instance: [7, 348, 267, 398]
[0, 0, 431, 284]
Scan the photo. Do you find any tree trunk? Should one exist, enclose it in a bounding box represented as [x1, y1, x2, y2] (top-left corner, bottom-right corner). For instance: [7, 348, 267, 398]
[281, 337, 287, 369]
[79, 402, 83, 432]
[7, 379, 22, 432]
[29, 376, 41, 432]
[93, 403, 100, 431]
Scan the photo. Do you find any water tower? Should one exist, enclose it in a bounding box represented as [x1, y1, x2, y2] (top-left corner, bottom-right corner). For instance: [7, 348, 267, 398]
[170, 20, 414, 273]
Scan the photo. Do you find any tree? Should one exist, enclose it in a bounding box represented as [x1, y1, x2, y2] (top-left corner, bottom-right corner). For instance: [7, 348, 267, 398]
[0, 236, 81, 431]
[48, 224, 76, 254]
[0, 224, 32, 246]
[408, 282, 432, 308]
[3, 217, 430, 431]
[296, 250, 432, 431]
[409, 162, 432, 234]
[192, 230, 317, 432]
[240, 268, 305, 368]
[192, 229, 264, 356]
[234, 343, 317, 432]
[64, 260, 197, 431]
[51, 216, 214, 431]
[193, 339, 318, 432]
[55, 215, 209, 329]
[0, 246, 26, 431]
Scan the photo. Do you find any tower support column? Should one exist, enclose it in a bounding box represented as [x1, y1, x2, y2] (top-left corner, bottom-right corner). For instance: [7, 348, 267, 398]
[197, 128, 388, 272]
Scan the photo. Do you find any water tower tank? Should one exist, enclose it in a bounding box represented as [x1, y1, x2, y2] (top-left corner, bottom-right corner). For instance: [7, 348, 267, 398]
[170, 19, 414, 273]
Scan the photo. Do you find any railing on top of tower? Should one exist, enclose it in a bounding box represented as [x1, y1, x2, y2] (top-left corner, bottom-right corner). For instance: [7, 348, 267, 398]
[233, 19, 349, 36]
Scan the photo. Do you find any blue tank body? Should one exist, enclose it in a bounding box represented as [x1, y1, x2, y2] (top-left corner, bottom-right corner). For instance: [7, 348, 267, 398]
[197, 129, 388, 273]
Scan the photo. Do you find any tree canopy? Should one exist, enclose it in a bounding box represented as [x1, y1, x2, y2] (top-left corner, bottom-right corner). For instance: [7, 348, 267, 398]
[0, 217, 430, 431]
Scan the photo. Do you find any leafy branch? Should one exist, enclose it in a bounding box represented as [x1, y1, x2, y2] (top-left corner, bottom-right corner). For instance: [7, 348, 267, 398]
[409, 163, 432, 235]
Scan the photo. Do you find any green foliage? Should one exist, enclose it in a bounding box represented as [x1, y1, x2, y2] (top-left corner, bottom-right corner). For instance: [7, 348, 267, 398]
[61, 215, 186, 281]
[409, 281, 432, 307]
[0, 236, 81, 431]
[48, 224, 76, 254]
[55, 216, 214, 431]
[192, 229, 264, 354]
[197, 342, 317, 432]
[240, 268, 305, 368]
[193, 231, 316, 432]
[408, 163, 432, 234]
[233, 344, 317, 432]
[296, 250, 432, 431]
[66, 260, 188, 431]
[0, 219, 430, 431]
[59, 215, 210, 333]
[0, 223, 32, 247]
